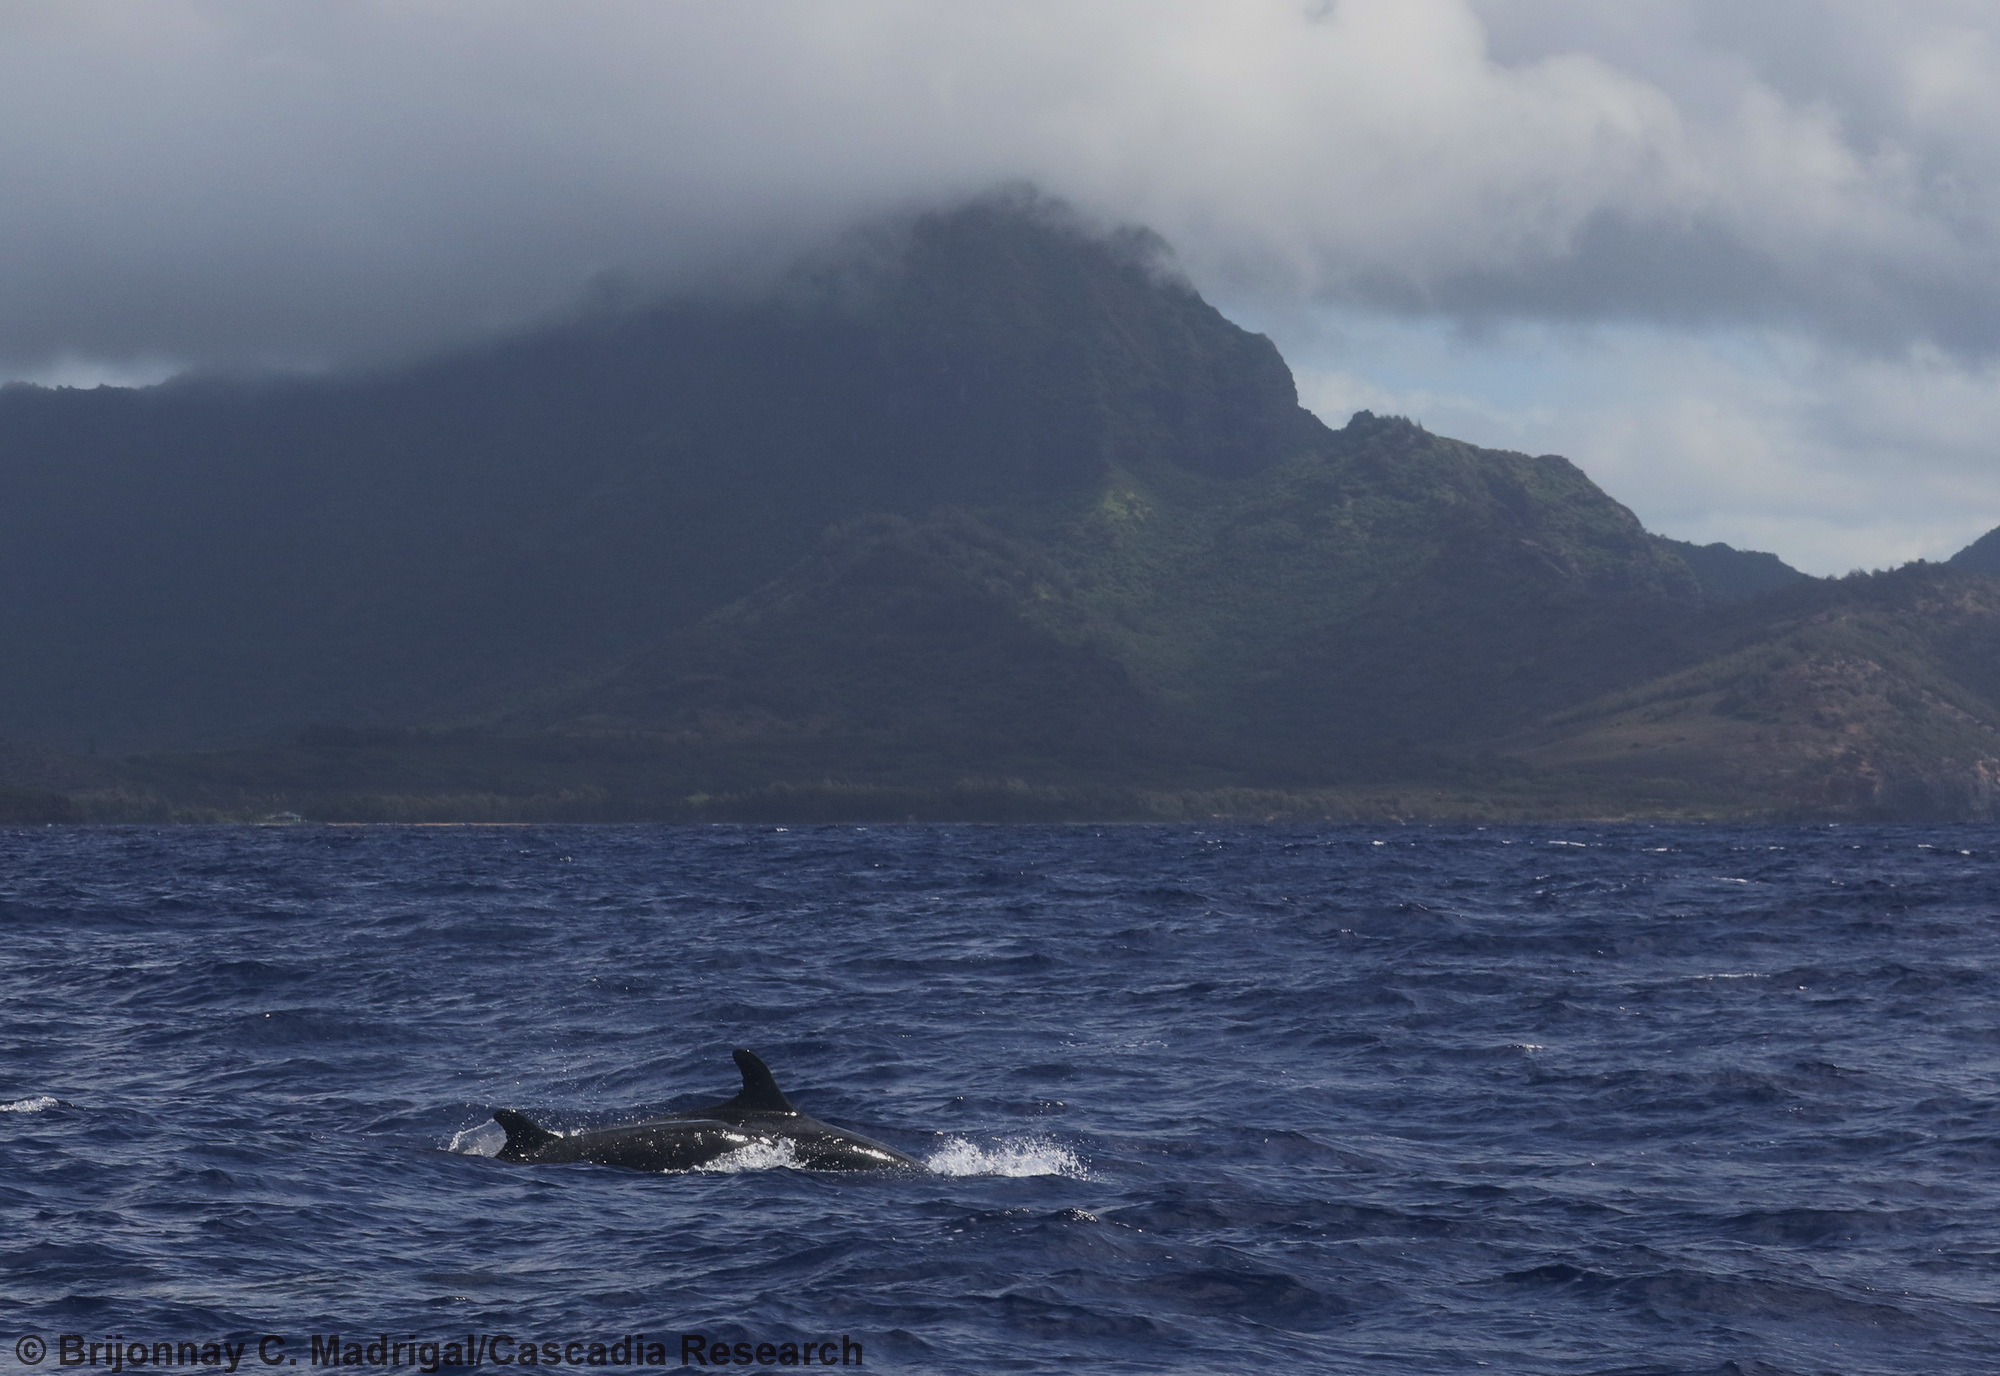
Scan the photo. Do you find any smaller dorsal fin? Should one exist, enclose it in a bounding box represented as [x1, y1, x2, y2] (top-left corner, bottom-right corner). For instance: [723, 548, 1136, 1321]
[493, 1108, 560, 1161]
[723, 1048, 797, 1115]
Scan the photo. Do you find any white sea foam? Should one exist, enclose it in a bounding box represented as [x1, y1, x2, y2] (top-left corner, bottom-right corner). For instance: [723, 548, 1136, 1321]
[924, 1135, 1087, 1179]
[1, 1095, 59, 1113]
[695, 1138, 802, 1173]
[448, 1119, 507, 1156]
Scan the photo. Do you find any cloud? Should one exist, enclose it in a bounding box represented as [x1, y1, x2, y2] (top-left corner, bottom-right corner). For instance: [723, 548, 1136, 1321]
[5, 0, 2000, 373]
[1279, 311, 2000, 575]
[7, 0, 2000, 567]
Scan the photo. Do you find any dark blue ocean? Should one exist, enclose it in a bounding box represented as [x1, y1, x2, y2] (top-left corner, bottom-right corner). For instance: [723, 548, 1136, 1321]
[6, 824, 2000, 1374]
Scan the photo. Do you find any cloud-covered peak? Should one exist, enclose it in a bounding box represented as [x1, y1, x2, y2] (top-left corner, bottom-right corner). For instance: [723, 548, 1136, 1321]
[10, 0, 2000, 572]
[5, 0, 2000, 374]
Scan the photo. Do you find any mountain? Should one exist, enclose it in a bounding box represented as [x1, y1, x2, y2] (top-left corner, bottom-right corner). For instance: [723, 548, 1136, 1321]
[1504, 564, 2000, 818]
[500, 409, 1705, 774]
[1656, 537, 1809, 602]
[0, 192, 1312, 753]
[1948, 524, 2000, 577]
[3, 190, 1996, 822]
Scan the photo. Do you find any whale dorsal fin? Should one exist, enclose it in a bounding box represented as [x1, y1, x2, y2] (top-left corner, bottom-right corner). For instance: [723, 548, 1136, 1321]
[493, 1108, 559, 1162]
[722, 1048, 797, 1115]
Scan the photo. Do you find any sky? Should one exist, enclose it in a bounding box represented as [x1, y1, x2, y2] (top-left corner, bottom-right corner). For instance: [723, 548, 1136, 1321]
[6, 1, 2000, 574]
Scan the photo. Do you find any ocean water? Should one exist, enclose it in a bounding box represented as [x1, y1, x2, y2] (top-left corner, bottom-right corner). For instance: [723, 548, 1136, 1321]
[5, 823, 2000, 1374]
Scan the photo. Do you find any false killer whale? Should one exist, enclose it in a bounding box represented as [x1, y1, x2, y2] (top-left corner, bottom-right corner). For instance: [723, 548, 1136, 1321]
[492, 1048, 920, 1172]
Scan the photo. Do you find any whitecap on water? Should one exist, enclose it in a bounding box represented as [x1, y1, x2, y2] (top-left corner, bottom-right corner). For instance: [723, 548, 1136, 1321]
[1, 1095, 59, 1113]
[925, 1136, 1087, 1179]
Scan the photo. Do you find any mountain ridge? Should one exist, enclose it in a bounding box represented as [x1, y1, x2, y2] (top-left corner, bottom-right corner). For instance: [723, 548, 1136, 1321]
[3, 191, 1997, 821]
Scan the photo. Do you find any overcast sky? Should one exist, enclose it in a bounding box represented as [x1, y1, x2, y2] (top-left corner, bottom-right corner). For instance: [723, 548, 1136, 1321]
[6, 1, 2000, 572]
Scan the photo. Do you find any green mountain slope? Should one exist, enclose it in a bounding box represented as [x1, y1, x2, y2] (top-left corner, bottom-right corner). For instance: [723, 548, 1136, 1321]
[490, 409, 1709, 794]
[7, 190, 1994, 822]
[513, 510, 1193, 781]
[0, 192, 1307, 751]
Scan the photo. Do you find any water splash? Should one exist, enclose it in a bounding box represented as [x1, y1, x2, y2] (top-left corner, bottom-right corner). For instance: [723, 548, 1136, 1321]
[1, 1095, 59, 1113]
[448, 1119, 507, 1156]
[695, 1138, 802, 1173]
[925, 1136, 1087, 1178]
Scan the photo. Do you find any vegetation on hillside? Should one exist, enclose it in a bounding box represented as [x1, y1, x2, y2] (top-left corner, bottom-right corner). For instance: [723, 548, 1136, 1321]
[4, 192, 2000, 822]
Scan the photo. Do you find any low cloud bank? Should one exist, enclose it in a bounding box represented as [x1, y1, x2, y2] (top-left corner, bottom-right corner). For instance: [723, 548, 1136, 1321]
[5, 0, 1999, 371]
